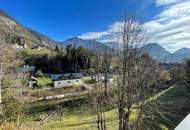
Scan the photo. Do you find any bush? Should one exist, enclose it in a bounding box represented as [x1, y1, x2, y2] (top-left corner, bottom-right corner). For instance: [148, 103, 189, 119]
[1, 93, 21, 123]
[0, 123, 15, 130]
[37, 76, 52, 86]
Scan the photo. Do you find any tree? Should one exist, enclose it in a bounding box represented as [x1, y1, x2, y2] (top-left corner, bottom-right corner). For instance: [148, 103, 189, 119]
[54, 44, 60, 52]
[108, 15, 160, 130]
[0, 42, 24, 125]
[185, 59, 190, 86]
[64, 45, 92, 72]
[93, 50, 106, 130]
[102, 48, 113, 95]
[170, 59, 190, 88]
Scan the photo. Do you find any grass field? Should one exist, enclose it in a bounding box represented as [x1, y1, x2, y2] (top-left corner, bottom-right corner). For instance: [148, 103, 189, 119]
[21, 48, 57, 57]
[23, 81, 190, 130]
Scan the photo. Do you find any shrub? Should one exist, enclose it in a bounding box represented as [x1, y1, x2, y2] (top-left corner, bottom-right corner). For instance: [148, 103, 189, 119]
[0, 123, 15, 130]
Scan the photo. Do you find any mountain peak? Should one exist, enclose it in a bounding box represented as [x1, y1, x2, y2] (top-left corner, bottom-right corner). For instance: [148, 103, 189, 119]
[67, 37, 80, 40]
[63, 37, 112, 51]
[143, 43, 171, 63]
[144, 43, 190, 63]
[144, 43, 166, 50]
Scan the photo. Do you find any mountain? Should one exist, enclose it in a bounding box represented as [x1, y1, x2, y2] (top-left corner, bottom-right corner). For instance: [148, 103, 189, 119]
[63, 38, 190, 63]
[174, 48, 190, 55]
[0, 10, 59, 48]
[103, 42, 121, 49]
[143, 43, 171, 62]
[62, 37, 112, 51]
[143, 43, 190, 63]
[171, 48, 190, 63]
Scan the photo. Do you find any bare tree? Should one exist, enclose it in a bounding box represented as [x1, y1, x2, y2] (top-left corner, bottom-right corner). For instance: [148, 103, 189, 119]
[92, 50, 107, 130]
[107, 15, 161, 130]
[0, 43, 18, 106]
[0, 42, 24, 125]
[102, 48, 113, 95]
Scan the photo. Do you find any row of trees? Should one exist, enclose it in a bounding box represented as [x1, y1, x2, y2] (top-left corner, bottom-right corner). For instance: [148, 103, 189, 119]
[91, 16, 172, 130]
[171, 59, 190, 87]
[25, 44, 93, 73]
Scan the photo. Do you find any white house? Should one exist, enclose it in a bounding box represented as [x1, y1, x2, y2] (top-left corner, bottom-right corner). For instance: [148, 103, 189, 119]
[51, 73, 83, 88]
[175, 114, 190, 130]
[31, 45, 43, 50]
[92, 74, 114, 83]
[13, 43, 27, 49]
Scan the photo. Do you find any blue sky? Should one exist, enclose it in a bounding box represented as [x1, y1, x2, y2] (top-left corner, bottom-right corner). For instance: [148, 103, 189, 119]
[0, 0, 190, 52]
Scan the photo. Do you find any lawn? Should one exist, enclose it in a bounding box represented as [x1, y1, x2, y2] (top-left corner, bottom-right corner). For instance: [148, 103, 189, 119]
[21, 48, 57, 57]
[22, 81, 190, 130]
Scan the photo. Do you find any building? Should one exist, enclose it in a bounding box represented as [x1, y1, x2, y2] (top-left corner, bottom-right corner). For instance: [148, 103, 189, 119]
[16, 65, 36, 87]
[12, 37, 27, 49]
[16, 65, 35, 75]
[51, 73, 83, 88]
[13, 43, 27, 49]
[31, 45, 43, 50]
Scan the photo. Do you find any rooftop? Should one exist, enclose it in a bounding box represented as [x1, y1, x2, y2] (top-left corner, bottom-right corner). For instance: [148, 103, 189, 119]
[16, 65, 35, 73]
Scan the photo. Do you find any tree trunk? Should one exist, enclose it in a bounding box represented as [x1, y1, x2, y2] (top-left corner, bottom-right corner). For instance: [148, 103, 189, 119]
[0, 65, 2, 105]
[104, 74, 108, 96]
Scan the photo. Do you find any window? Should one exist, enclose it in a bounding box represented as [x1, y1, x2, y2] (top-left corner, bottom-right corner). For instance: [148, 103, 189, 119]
[76, 80, 78, 82]
[58, 82, 61, 84]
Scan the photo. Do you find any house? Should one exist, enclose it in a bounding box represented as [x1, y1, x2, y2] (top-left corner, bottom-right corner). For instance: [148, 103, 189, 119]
[16, 65, 35, 75]
[13, 43, 27, 49]
[51, 73, 83, 88]
[9, 35, 27, 49]
[175, 114, 190, 130]
[16, 65, 36, 87]
[31, 45, 43, 50]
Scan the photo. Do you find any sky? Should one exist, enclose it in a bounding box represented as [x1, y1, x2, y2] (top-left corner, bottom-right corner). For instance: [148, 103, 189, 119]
[0, 0, 189, 52]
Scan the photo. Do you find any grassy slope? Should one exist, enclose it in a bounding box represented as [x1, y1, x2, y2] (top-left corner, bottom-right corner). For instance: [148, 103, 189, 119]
[24, 81, 190, 130]
[152, 81, 190, 129]
[21, 48, 57, 57]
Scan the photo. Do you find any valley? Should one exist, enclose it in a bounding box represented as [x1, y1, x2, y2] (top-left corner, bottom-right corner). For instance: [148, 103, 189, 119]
[0, 1, 190, 130]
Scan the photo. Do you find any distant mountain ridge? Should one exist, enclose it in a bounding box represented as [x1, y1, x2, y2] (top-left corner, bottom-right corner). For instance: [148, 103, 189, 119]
[62, 37, 112, 51]
[63, 38, 190, 63]
[143, 43, 190, 63]
[143, 43, 171, 62]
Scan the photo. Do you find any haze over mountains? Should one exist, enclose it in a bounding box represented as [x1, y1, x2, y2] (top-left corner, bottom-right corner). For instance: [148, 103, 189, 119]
[143, 43, 190, 63]
[0, 10, 190, 63]
[63, 39, 190, 63]
[62, 37, 111, 51]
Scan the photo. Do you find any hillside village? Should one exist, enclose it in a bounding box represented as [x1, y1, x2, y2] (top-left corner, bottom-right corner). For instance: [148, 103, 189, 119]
[1, 1, 190, 130]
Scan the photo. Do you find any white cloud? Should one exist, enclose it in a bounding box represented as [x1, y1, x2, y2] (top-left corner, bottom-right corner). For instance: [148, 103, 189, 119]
[79, 0, 190, 52]
[157, 0, 190, 22]
[145, 0, 190, 52]
[155, 0, 180, 6]
[79, 32, 109, 40]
